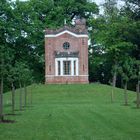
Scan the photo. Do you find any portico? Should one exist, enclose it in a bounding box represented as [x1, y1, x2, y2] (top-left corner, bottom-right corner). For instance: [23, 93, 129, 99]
[55, 57, 79, 76]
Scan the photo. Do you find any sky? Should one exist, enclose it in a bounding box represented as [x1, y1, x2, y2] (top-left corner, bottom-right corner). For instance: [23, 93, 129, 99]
[93, 0, 104, 5]
[94, 0, 125, 7]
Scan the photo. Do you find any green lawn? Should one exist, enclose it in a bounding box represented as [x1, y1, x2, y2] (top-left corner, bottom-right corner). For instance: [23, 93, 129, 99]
[0, 84, 140, 140]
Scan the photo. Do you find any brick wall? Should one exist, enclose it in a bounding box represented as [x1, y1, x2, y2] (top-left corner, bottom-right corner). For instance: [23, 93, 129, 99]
[45, 21, 89, 84]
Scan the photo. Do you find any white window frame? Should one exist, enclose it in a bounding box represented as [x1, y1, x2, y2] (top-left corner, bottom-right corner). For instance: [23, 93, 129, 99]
[55, 58, 79, 76]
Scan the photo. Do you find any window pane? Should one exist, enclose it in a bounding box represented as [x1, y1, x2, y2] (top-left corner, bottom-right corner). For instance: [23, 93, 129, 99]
[63, 61, 71, 75]
[74, 60, 76, 75]
[58, 61, 61, 75]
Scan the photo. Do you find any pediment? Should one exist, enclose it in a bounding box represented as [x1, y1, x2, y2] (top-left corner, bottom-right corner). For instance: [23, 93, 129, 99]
[45, 30, 88, 38]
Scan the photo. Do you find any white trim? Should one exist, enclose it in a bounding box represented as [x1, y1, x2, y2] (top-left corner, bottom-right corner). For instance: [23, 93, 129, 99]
[55, 60, 58, 76]
[60, 59, 63, 76]
[55, 57, 79, 76]
[71, 60, 74, 76]
[45, 30, 88, 38]
[76, 59, 78, 76]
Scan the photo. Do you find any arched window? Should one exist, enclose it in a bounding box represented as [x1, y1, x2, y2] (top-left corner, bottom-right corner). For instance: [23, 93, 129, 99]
[63, 42, 70, 50]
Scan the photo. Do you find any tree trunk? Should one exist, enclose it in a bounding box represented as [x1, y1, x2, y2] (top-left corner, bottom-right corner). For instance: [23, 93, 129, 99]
[111, 87, 114, 103]
[24, 83, 27, 107]
[111, 70, 117, 103]
[11, 82, 15, 114]
[136, 82, 140, 108]
[124, 82, 128, 106]
[30, 86, 32, 106]
[0, 76, 4, 121]
[19, 81, 22, 111]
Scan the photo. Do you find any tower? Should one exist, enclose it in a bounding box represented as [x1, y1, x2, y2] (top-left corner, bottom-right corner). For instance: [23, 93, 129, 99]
[45, 18, 89, 84]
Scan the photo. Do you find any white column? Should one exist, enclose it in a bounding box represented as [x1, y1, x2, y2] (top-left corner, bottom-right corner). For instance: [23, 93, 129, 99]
[60, 60, 63, 76]
[55, 59, 58, 76]
[76, 59, 79, 76]
[71, 60, 74, 76]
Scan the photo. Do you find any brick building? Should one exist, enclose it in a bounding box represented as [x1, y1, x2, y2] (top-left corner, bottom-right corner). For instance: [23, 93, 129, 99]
[45, 18, 89, 84]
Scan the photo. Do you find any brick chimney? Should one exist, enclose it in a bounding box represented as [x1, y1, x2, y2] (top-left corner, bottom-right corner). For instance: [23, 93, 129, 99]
[75, 18, 86, 32]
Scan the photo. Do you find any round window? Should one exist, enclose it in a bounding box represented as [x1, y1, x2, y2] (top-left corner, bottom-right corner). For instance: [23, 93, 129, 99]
[63, 42, 70, 50]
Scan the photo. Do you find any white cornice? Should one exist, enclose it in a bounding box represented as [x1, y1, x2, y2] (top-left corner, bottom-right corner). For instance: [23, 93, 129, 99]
[45, 30, 88, 38]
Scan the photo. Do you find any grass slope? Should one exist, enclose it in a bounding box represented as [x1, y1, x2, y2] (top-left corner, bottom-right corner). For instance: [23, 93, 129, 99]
[0, 84, 140, 140]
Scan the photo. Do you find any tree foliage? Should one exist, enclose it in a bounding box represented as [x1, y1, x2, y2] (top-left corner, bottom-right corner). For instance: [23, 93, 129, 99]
[89, 0, 140, 91]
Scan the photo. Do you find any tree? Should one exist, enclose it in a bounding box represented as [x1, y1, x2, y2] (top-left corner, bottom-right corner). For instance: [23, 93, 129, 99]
[14, 61, 33, 109]
[89, 0, 120, 103]
[0, 0, 99, 91]
[22, 66, 32, 107]
[89, 0, 138, 101]
[133, 60, 140, 108]
[122, 0, 140, 20]
[88, 44, 111, 84]
[0, 0, 14, 121]
[0, 46, 14, 118]
[136, 82, 140, 108]
[14, 62, 25, 111]
[108, 42, 133, 103]
[7, 65, 17, 114]
[10, 0, 98, 83]
[0, 47, 4, 121]
[121, 0, 140, 59]
[52, 0, 99, 20]
[118, 57, 135, 105]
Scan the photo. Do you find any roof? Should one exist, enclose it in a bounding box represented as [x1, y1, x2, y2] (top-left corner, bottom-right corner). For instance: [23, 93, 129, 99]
[45, 25, 88, 38]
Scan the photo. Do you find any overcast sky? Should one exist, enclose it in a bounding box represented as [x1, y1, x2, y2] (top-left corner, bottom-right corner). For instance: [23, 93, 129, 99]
[93, 0, 104, 5]
[94, 0, 124, 6]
